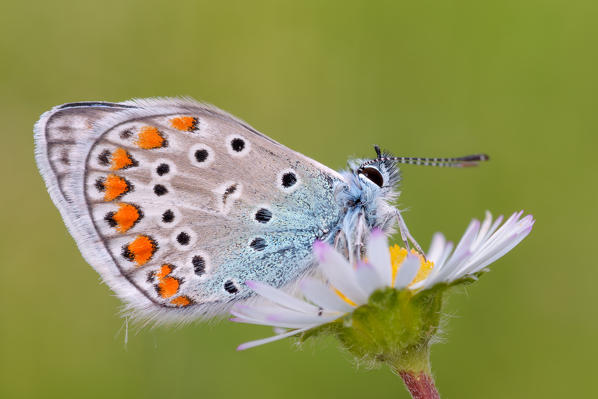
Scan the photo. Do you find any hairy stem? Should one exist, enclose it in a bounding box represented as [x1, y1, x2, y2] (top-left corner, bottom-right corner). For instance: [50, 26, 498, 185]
[398, 371, 440, 399]
[388, 345, 440, 398]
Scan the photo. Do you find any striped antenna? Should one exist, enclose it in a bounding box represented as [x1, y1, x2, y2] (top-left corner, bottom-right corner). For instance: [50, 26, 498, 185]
[360, 145, 490, 169]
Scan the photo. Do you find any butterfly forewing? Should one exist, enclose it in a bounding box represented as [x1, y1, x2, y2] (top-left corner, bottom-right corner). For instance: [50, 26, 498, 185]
[36, 98, 344, 321]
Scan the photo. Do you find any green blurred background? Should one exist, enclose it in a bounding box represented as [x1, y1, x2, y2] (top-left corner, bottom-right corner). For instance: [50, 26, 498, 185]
[1, 0, 596, 398]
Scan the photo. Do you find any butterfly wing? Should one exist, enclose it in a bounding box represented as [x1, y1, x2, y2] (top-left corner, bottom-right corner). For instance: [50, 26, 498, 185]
[35, 98, 345, 322]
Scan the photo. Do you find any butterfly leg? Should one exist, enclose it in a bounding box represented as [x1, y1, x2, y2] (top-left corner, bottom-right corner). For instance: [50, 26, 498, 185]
[334, 211, 367, 263]
[334, 230, 350, 261]
[352, 212, 368, 261]
[395, 209, 426, 258]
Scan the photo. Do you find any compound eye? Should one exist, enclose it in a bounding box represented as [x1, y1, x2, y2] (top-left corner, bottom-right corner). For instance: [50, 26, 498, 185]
[359, 166, 384, 187]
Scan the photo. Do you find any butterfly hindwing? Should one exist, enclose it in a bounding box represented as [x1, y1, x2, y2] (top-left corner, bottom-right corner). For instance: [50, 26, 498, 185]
[35, 98, 344, 322]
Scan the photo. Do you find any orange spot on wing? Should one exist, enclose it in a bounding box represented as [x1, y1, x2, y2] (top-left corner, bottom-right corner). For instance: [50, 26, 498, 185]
[170, 116, 198, 132]
[158, 276, 180, 298]
[125, 235, 156, 266]
[137, 126, 165, 149]
[113, 203, 141, 232]
[151, 264, 181, 299]
[110, 148, 135, 170]
[156, 264, 173, 280]
[170, 296, 192, 307]
[104, 174, 130, 201]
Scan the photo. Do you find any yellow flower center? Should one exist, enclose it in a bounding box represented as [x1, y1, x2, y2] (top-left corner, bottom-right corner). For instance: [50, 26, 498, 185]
[390, 245, 434, 287]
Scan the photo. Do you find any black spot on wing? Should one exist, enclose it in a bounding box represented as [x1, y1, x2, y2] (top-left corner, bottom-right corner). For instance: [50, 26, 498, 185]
[195, 149, 208, 162]
[192, 256, 206, 276]
[176, 232, 190, 245]
[162, 209, 174, 223]
[282, 172, 297, 188]
[104, 212, 117, 227]
[250, 237, 267, 251]
[255, 208, 272, 223]
[224, 280, 238, 294]
[156, 163, 170, 176]
[154, 184, 168, 196]
[222, 184, 237, 203]
[120, 129, 133, 139]
[231, 138, 245, 152]
[95, 178, 105, 192]
[98, 150, 111, 166]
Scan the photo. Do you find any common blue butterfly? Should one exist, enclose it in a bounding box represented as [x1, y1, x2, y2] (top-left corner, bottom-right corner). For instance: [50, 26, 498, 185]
[34, 98, 487, 323]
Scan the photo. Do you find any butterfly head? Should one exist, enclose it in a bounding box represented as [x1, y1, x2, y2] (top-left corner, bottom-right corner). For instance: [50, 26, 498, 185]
[356, 145, 401, 191]
[338, 146, 402, 219]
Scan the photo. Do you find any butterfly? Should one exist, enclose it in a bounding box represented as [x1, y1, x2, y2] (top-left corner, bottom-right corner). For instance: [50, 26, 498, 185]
[34, 97, 487, 323]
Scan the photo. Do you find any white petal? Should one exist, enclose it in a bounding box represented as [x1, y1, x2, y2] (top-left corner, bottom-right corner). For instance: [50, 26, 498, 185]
[471, 215, 515, 258]
[237, 325, 317, 351]
[449, 218, 480, 264]
[231, 316, 331, 330]
[439, 241, 455, 268]
[457, 213, 531, 273]
[366, 229, 392, 286]
[245, 280, 318, 314]
[471, 211, 493, 251]
[464, 219, 534, 275]
[394, 253, 421, 289]
[313, 241, 368, 304]
[443, 212, 533, 282]
[300, 278, 354, 313]
[355, 262, 384, 295]
[231, 304, 337, 329]
[434, 219, 482, 283]
[476, 211, 521, 253]
[265, 312, 340, 328]
[231, 304, 291, 324]
[486, 214, 505, 237]
[426, 233, 446, 264]
[467, 213, 504, 257]
[230, 317, 297, 329]
[421, 241, 455, 287]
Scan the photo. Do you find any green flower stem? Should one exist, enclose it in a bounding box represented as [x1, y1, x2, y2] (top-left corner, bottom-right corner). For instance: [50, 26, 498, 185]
[388, 343, 431, 375]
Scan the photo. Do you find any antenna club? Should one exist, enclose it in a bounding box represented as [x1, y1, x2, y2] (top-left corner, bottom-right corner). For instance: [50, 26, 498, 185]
[460, 154, 490, 162]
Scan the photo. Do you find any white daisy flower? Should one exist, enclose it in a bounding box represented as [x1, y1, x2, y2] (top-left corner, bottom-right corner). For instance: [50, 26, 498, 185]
[232, 211, 534, 350]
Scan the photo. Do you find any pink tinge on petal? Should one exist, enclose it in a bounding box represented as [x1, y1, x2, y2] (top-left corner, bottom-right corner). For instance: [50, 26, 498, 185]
[355, 260, 369, 271]
[312, 240, 331, 262]
[370, 227, 384, 238]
